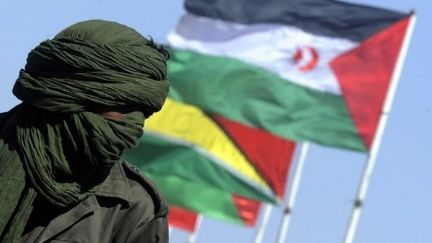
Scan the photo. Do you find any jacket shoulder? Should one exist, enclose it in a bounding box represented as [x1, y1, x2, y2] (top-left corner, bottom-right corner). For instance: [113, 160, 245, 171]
[0, 106, 17, 129]
[0, 106, 21, 137]
[121, 160, 168, 217]
[0, 112, 7, 128]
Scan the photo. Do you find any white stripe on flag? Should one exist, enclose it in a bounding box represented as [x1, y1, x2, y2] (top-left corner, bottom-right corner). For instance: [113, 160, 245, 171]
[168, 14, 358, 95]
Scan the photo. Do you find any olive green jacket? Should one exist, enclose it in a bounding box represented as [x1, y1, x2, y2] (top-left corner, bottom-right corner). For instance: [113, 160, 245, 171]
[21, 161, 169, 243]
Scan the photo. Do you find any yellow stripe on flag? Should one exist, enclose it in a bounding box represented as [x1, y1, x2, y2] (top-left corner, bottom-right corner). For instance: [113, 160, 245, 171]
[146, 98, 270, 190]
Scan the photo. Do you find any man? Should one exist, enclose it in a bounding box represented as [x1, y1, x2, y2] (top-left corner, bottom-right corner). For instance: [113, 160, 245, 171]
[0, 20, 170, 243]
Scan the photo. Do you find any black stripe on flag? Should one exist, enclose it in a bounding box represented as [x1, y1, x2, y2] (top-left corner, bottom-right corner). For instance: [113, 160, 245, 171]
[185, 0, 407, 42]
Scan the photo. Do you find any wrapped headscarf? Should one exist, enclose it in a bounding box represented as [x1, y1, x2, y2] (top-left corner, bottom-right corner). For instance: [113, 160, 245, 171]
[0, 20, 169, 242]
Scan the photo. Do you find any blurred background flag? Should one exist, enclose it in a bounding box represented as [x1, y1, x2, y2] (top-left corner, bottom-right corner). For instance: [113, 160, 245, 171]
[168, 206, 199, 233]
[123, 98, 296, 224]
[168, 0, 411, 152]
[168, 197, 260, 232]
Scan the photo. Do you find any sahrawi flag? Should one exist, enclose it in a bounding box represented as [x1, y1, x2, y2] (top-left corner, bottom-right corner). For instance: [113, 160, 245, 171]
[168, 0, 414, 152]
[124, 0, 413, 226]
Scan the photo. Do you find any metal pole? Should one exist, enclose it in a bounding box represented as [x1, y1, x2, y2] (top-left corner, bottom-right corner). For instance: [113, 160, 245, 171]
[253, 204, 273, 243]
[186, 215, 203, 243]
[276, 142, 310, 243]
[343, 15, 416, 243]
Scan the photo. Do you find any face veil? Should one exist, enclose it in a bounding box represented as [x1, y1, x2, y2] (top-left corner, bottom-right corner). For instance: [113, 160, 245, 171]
[0, 20, 169, 242]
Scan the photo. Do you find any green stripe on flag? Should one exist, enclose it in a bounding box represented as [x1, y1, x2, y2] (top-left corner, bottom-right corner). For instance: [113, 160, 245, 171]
[123, 134, 277, 203]
[168, 49, 366, 151]
[145, 173, 244, 224]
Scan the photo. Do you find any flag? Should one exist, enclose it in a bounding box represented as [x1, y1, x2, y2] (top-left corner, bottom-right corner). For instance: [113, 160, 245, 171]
[168, 197, 260, 232]
[167, 0, 413, 151]
[123, 99, 295, 224]
[168, 206, 198, 232]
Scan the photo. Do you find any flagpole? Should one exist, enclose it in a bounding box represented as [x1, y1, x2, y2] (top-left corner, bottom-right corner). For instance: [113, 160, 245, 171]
[253, 204, 273, 243]
[343, 14, 416, 243]
[276, 142, 310, 243]
[168, 226, 173, 238]
[186, 215, 203, 243]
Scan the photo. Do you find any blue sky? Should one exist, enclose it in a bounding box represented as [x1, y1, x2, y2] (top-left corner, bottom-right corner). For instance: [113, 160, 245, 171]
[0, 1, 430, 242]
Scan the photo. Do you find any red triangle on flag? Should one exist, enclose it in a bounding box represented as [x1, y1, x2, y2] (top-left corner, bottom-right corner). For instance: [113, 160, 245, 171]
[331, 16, 411, 149]
[212, 114, 296, 198]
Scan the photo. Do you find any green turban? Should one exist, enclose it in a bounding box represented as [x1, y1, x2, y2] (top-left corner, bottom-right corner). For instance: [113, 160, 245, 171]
[0, 20, 169, 242]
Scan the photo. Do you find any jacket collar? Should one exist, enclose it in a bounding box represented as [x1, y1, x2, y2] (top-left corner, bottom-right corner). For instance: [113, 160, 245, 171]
[95, 162, 133, 204]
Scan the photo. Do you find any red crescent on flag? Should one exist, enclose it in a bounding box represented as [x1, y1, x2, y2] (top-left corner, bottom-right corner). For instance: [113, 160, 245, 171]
[292, 46, 319, 72]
